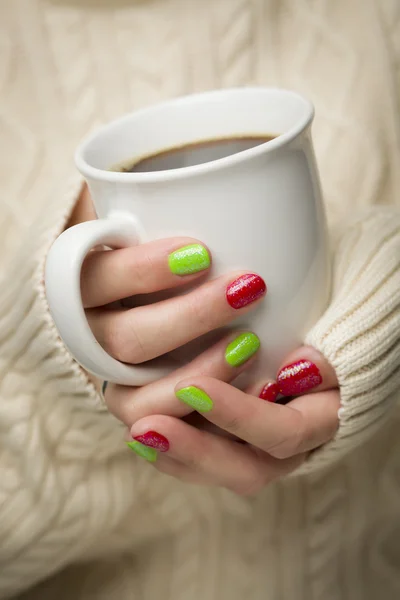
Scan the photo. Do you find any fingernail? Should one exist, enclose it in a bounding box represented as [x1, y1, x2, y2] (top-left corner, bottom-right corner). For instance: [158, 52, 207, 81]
[133, 431, 169, 452]
[226, 274, 267, 309]
[277, 359, 322, 396]
[175, 386, 213, 412]
[126, 441, 158, 462]
[168, 244, 210, 275]
[259, 382, 279, 402]
[225, 332, 260, 367]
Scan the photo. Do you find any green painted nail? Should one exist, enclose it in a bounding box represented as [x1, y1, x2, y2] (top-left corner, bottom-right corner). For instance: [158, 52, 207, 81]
[225, 332, 260, 367]
[126, 441, 158, 462]
[175, 386, 213, 412]
[168, 244, 210, 276]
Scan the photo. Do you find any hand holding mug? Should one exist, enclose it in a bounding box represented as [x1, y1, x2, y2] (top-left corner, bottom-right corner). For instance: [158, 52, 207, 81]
[118, 344, 340, 495]
[46, 88, 330, 385]
[80, 238, 267, 386]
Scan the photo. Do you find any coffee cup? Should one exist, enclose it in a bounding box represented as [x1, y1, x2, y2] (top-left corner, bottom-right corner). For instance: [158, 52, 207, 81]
[45, 87, 330, 386]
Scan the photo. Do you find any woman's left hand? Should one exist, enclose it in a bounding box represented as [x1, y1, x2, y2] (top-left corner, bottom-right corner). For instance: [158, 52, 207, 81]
[128, 346, 340, 495]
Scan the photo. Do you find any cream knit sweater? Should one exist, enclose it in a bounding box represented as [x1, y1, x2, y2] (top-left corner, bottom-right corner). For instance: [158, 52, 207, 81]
[0, 0, 400, 599]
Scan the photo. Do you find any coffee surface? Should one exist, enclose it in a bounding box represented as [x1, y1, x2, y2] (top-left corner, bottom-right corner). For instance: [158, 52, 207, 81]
[112, 135, 276, 173]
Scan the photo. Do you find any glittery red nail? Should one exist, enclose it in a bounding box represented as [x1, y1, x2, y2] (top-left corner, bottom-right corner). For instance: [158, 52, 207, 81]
[134, 431, 169, 452]
[259, 382, 279, 402]
[226, 274, 266, 309]
[277, 360, 322, 396]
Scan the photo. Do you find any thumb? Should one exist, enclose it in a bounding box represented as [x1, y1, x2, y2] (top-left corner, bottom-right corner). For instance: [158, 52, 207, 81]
[276, 346, 338, 397]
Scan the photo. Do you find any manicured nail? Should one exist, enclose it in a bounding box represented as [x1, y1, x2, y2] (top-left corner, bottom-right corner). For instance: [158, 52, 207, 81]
[259, 382, 279, 402]
[277, 359, 322, 396]
[226, 274, 267, 309]
[126, 441, 158, 462]
[168, 244, 210, 275]
[134, 431, 169, 452]
[225, 332, 260, 367]
[175, 386, 213, 412]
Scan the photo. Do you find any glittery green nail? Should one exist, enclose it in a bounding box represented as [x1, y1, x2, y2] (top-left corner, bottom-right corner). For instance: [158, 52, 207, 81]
[175, 386, 213, 412]
[126, 441, 158, 462]
[225, 332, 260, 367]
[168, 244, 210, 276]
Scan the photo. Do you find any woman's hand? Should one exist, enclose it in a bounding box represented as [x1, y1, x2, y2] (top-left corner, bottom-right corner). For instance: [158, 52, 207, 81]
[101, 204, 400, 495]
[124, 345, 340, 495]
[72, 189, 267, 376]
[75, 187, 339, 494]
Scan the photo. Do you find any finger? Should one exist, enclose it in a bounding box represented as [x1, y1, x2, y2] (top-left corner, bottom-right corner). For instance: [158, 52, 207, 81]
[151, 456, 214, 486]
[245, 379, 279, 403]
[174, 377, 339, 458]
[282, 390, 340, 454]
[81, 238, 211, 308]
[128, 415, 305, 495]
[104, 330, 260, 426]
[183, 413, 240, 440]
[276, 345, 338, 397]
[88, 272, 266, 363]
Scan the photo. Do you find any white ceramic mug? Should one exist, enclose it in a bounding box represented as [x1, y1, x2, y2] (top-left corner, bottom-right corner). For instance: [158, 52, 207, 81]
[45, 87, 330, 386]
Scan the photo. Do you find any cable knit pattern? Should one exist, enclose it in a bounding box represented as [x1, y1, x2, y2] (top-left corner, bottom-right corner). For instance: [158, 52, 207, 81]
[0, 0, 400, 599]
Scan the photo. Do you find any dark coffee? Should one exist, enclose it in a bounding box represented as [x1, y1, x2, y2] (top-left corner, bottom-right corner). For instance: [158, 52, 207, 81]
[112, 134, 276, 173]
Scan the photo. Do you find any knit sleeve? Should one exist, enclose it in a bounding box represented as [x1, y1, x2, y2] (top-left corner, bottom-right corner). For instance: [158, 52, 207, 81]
[296, 206, 400, 475]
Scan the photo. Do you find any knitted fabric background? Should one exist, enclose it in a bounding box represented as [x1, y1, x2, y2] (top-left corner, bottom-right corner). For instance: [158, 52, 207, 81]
[0, 1, 399, 599]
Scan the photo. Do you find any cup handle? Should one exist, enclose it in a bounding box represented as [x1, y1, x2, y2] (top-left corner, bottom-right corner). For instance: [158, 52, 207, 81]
[45, 215, 173, 386]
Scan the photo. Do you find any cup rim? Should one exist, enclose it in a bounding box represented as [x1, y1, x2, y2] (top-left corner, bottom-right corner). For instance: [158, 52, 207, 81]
[75, 87, 314, 184]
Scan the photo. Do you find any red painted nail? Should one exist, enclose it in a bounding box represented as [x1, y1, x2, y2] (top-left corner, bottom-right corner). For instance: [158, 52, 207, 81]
[226, 274, 267, 309]
[134, 431, 169, 452]
[277, 360, 322, 396]
[259, 382, 279, 402]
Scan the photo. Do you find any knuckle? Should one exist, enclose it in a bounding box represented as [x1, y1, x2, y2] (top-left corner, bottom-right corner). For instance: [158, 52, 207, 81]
[182, 455, 201, 472]
[229, 457, 267, 496]
[124, 318, 149, 363]
[187, 294, 217, 333]
[101, 313, 146, 364]
[126, 249, 154, 292]
[180, 435, 210, 473]
[184, 443, 210, 472]
[101, 316, 126, 360]
[222, 415, 243, 437]
[267, 409, 306, 460]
